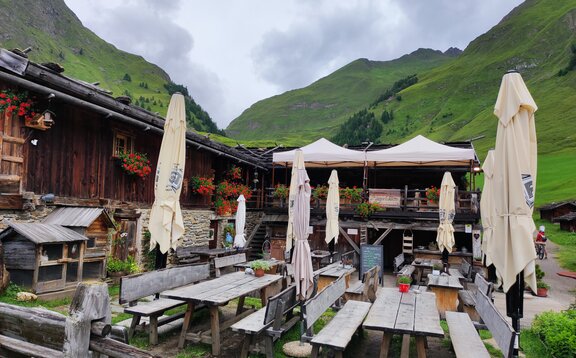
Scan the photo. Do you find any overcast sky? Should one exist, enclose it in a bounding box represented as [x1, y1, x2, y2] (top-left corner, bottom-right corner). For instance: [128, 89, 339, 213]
[64, 0, 523, 129]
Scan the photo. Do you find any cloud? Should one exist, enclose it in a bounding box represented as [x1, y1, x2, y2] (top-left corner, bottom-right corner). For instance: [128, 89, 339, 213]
[252, 1, 405, 90]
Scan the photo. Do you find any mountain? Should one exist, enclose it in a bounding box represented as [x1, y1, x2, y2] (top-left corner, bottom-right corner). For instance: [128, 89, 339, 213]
[0, 0, 222, 134]
[226, 48, 459, 144]
[226, 0, 576, 156]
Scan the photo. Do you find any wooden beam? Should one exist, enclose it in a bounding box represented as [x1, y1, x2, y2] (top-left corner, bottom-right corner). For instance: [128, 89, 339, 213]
[374, 226, 394, 245]
[338, 227, 360, 254]
[0, 334, 64, 358]
[89, 337, 160, 358]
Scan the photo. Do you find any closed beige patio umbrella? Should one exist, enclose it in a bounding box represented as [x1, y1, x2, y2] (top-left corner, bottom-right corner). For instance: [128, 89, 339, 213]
[325, 170, 340, 244]
[285, 154, 300, 254]
[436, 171, 456, 254]
[489, 71, 538, 293]
[149, 93, 186, 254]
[291, 150, 314, 300]
[490, 71, 538, 350]
[480, 150, 495, 265]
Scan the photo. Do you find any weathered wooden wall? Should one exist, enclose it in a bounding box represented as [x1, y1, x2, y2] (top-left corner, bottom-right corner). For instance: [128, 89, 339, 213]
[22, 101, 234, 206]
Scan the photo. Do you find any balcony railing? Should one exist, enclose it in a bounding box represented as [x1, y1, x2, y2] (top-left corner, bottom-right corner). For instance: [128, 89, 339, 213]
[260, 187, 480, 216]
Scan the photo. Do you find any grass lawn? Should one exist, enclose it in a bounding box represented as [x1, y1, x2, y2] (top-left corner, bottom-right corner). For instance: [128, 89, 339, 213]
[534, 217, 576, 271]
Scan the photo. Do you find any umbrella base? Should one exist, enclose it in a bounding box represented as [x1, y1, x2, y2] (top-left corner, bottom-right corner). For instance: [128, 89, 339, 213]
[283, 341, 313, 357]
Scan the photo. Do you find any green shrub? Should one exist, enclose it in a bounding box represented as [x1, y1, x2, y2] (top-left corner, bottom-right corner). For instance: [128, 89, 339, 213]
[531, 310, 576, 358]
[106, 256, 139, 274]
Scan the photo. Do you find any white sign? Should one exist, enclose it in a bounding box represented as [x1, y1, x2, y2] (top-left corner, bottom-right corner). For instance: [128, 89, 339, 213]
[308, 226, 314, 234]
[347, 228, 358, 235]
[369, 189, 402, 208]
[465, 224, 472, 233]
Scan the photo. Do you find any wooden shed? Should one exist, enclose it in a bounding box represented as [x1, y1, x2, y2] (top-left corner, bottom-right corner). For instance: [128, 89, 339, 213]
[0, 222, 88, 294]
[42, 207, 115, 280]
[554, 212, 576, 232]
[539, 202, 576, 221]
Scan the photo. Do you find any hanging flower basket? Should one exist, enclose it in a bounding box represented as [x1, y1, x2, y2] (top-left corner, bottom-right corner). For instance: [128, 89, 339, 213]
[190, 176, 215, 196]
[0, 89, 38, 122]
[117, 151, 152, 178]
[426, 186, 440, 204]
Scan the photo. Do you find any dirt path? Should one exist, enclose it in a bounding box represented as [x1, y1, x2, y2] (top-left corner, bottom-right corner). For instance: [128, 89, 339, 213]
[492, 240, 575, 329]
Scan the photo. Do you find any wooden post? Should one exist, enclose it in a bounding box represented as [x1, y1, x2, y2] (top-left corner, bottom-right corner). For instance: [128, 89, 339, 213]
[63, 283, 111, 357]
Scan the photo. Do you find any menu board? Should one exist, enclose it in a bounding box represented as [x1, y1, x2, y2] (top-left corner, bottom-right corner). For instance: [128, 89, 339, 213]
[360, 244, 384, 282]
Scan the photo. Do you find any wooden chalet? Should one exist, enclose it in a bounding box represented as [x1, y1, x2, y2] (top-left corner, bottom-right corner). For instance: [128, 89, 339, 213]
[554, 212, 576, 232]
[0, 47, 266, 290]
[539, 201, 576, 221]
[236, 137, 483, 269]
[0, 222, 88, 294]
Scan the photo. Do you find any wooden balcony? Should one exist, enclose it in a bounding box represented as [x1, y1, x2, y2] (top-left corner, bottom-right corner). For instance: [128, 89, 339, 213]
[259, 187, 481, 223]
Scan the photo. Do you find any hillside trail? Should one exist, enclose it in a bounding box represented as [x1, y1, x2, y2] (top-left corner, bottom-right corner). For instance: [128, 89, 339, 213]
[492, 240, 575, 329]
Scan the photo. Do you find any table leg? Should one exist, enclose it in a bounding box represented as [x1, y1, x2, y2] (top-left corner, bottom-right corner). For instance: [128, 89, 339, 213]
[260, 287, 269, 306]
[416, 268, 423, 284]
[210, 305, 221, 356]
[178, 303, 195, 349]
[400, 334, 410, 358]
[237, 295, 245, 315]
[415, 336, 427, 358]
[379, 332, 392, 358]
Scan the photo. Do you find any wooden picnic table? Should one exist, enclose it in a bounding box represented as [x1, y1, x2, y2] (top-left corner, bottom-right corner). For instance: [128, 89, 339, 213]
[314, 262, 355, 292]
[411, 259, 443, 284]
[161, 271, 282, 356]
[426, 274, 463, 317]
[233, 258, 282, 274]
[311, 250, 332, 270]
[186, 247, 248, 261]
[363, 288, 444, 358]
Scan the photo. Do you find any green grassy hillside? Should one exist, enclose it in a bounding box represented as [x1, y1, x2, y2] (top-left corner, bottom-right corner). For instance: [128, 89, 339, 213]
[226, 48, 459, 143]
[0, 0, 221, 133]
[227, 0, 576, 204]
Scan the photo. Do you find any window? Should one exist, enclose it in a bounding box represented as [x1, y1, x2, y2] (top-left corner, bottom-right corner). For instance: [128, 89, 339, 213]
[113, 131, 134, 157]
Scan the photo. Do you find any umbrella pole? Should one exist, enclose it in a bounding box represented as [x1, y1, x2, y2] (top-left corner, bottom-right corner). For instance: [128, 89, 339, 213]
[506, 272, 524, 358]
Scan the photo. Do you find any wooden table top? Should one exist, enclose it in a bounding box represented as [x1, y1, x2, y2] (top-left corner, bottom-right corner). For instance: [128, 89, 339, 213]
[363, 288, 444, 337]
[427, 274, 464, 289]
[161, 271, 282, 306]
[185, 247, 248, 258]
[411, 259, 443, 268]
[311, 250, 332, 259]
[317, 263, 355, 278]
[233, 258, 281, 269]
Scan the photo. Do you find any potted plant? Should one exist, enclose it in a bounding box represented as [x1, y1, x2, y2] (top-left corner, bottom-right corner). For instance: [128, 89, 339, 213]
[355, 202, 381, 219]
[273, 184, 289, 207]
[432, 263, 442, 275]
[190, 176, 215, 196]
[397, 275, 411, 293]
[250, 260, 271, 277]
[340, 186, 363, 203]
[425, 186, 440, 205]
[536, 280, 549, 297]
[535, 264, 548, 297]
[106, 256, 139, 284]
[117, 151, 153, 178]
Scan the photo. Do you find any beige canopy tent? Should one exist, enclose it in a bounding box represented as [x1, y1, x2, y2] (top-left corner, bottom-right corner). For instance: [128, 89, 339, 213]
[366, 135, 476, 167]
[272, 138, 366, 167]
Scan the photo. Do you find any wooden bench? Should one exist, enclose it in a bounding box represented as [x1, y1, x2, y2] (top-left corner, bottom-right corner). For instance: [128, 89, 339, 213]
[0, 283, 157, 358]
[458, 274, 494, 321]
[175, 245, 203, 264]
[345, 265, 380, 302]
[446, 286, 515, 358]
[120, 263, 210, 345]
[231, 285, 299, 358]
[214, 252, 246, 277]
[302, 277, 372, 358]
[448, 258, 473, 284]
[394, 252, 415, 278]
